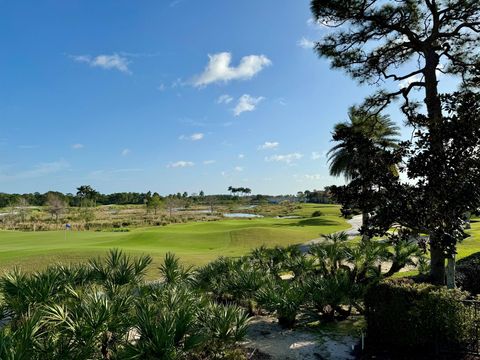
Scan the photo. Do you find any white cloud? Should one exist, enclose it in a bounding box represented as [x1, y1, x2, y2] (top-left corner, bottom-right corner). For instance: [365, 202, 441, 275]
[193, 52, 272, 87]
[297, 37, 315, 49]
[234, 166, 244, 172]
[233, 94, 265, 116]
[72, 143, 84, 149]
[265, 153, 303, 164]
[311, 151, 327, 160]
[121, 148, 131, 156]
[203, 160, 216, 165]
[293, 173, 324, 182]
[217, 94, 233, 104]
[304, 174, 323, 180]
[238, 154, 245, 159]
[157, 83, 166, 91]
[258, 141, 279, 150]
[167, 161, 194, 168]
[179, 133, 204, 141]
[71, 53, 131, 74]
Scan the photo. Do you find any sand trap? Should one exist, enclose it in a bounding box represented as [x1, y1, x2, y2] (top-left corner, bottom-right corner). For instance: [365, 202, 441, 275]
[242, 316, 357, 360]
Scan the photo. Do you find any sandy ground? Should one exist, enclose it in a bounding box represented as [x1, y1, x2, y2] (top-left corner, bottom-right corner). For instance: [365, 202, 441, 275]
[242, 316, 357, 360]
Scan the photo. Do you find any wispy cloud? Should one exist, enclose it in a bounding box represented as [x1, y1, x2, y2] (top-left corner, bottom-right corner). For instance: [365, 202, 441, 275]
[217, 94, 234, 104]
[72, 143, 84, 149]
[0, 160, 70, 181]
[167, 161, 194, 168]
[265, 153, 303, 164]
[258, 141, 279, 150]
[238, 154, 245, 159]
[170, 0, 185, 7]
[234, 166, 244, 172]
[293, 173, 324, 182]
[121, 148, 131, 156]
[233, 94, 265, 116]
[179, 133, 204, 141]
[71, 53, 131, 74]
[193, 52, 272, 87]
[203, 160, 216, 165]
[311, 151, 327, 160]
[297, 37, 315, 49]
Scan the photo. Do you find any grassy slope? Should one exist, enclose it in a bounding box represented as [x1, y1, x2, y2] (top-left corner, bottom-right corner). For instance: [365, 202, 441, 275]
[0, 204, 348, 278]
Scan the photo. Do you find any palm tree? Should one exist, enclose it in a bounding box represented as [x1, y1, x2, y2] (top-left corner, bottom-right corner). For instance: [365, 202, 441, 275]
[327, 107, 400, 240]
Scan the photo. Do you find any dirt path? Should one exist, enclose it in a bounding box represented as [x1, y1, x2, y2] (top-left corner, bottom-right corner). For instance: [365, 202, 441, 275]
[242, 316, 357, 360]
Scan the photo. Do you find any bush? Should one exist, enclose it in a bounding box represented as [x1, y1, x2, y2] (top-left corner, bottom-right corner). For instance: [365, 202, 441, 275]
[456, 252, 480, 295]
[311, 210, 323, 217]
[365, 279, 477, 356]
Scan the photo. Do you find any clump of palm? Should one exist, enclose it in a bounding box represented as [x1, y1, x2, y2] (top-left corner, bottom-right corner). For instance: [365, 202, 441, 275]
[122, 285, 249, 359]
[159, 252, 194, 286]
[306, 270, 361, 321]
[309, 232, 350, 275]
[256, 277, 305, 328]
[384, 238, 422, 277]
[0, 251, 249, 359]
[194, 257, 239, 301]
[249, 245, 302, 278]
[88, 248, 152, 287]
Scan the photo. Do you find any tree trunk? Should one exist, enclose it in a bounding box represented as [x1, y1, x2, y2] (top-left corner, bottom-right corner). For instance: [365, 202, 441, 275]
[424, 48, 447, 284]
[361, 211, 370, 242]
[430, 243, 445, 285]
[446, 255, 456, 289]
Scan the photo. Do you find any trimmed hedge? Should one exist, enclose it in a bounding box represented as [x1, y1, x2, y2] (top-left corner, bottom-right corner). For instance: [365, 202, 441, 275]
[457, 252, 480, 295]
[365, 279, 477, 356]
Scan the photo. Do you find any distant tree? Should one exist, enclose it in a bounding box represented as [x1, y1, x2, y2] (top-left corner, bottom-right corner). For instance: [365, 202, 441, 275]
[199, 190, 205, 197]
[14, 197, 29, 223]
[165, 197, 182, 217]
[76, 185, 98, 207]
[45, 193, 67, 222]
[147, 193, 163, 215]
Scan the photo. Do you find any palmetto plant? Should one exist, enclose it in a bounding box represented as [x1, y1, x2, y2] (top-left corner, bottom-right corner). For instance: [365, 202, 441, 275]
[256, 277, 305, 328]
[88, 249, 152, 287]
[159, 252, 194, 286]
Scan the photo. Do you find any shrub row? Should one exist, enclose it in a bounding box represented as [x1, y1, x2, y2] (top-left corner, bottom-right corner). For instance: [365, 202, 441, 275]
[365, 279, 477, 356]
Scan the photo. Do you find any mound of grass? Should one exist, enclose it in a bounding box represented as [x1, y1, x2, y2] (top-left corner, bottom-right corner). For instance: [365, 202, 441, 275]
[0, 205, 349, 279]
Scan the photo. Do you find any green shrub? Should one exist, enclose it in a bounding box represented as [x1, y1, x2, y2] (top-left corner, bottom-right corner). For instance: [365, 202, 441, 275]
[456, 252, 480, 295]
[311, 210, 323, 217]
[365, 279, 477, 355]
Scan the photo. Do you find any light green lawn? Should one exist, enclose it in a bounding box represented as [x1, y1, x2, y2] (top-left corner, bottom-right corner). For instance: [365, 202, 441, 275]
[0, 205, 349, 278]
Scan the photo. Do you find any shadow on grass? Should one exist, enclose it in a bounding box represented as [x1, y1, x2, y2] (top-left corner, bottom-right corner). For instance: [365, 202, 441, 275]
[274, 217, 340, 227]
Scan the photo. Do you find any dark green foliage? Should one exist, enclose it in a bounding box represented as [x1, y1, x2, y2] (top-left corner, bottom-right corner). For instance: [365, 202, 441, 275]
[256, 277, 306, 328]
[365, 279, 477, 355]
[311, 210, 323, 217]
[311, 0, 480, 284]
[456, 252, 480, 295]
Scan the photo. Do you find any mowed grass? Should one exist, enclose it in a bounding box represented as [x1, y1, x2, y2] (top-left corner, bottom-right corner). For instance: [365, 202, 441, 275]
[0, 204, 348, 278]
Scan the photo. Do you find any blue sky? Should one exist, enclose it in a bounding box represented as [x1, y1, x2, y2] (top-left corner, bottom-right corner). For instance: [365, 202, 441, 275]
[0, 0, 456, 195]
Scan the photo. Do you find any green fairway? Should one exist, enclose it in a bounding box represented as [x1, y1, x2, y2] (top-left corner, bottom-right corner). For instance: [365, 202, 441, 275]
[0, 204, 348, 278]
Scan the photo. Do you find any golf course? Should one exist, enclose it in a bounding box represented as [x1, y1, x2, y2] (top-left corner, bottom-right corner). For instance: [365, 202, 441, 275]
[0, 204, 353, 277]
